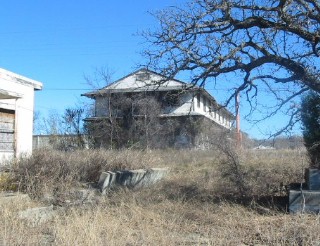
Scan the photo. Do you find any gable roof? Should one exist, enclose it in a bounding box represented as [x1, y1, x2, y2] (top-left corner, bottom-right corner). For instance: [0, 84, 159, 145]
[82, 68, 234, 118]
[82, 68, 194, 97]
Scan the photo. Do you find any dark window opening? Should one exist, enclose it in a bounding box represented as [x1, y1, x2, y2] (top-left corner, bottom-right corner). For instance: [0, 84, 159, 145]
[203, 97, 207, 112]
[164, 92, 180, 107]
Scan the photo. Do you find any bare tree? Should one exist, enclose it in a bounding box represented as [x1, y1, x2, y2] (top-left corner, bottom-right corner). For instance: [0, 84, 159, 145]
[62, 107, 86, 148]
[34, 107, 87, 150]
[83, 67, 120, 149]
[130, 95, 162, 149]
[84, 93, 128, 149]
[142, 0, 320, 135]
[39, 110, 64, 135]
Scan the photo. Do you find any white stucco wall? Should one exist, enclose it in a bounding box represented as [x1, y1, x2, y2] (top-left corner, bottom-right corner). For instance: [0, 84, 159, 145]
[0, 69, 42, 159]
[163, 93, 194, 115]
[192, 93, 233, 129]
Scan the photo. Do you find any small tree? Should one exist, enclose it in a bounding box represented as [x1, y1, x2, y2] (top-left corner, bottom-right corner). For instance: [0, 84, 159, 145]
[62, 107, 86, 148]
[301, 92, 320, 167]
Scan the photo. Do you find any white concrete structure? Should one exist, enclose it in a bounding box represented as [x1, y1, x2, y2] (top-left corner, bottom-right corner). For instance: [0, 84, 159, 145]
[84, 69, 234, 129]
[0, 68, 42, 160]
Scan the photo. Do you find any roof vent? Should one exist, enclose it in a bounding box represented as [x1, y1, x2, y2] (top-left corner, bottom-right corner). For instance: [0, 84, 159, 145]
[136, 72, 150, 81]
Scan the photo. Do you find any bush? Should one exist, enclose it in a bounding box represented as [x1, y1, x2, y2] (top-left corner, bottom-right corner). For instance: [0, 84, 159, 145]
[0, 172, 17, 191]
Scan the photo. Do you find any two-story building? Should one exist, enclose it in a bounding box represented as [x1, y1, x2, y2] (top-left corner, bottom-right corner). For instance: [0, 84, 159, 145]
[83, 69, 234, 148]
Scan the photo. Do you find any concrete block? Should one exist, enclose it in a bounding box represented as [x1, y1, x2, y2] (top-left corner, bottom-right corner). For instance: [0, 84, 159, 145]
[150, 167, 169, 181]
[98, 167, 169, 191]
[98, 171, 118, 193]
[129, 169, 147, 188]
[101, 172, 111, 194]
[107, 171, 117, 188]
[133, 167, 169, 189]
[98, 172, 109, 188]
[305, 168, 320, 190]
[116, 170, 131, 186]
[289, 189, 320, 214]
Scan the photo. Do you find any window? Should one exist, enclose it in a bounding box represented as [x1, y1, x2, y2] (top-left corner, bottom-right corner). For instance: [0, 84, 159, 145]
[203, 97, 207, 112]
[164, 92, 180, 107]
[209, 102, 212, 116]
[197, 94, 201, 108]
[0, 109, 15, 153]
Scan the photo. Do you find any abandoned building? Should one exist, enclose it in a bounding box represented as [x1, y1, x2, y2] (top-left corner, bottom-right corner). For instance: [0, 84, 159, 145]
[82, 69, 234, 148]
[0, 68, 42, 160]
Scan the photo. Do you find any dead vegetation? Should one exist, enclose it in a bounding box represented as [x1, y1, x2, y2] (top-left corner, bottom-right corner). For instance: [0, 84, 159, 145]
[1, 148, 319, 245]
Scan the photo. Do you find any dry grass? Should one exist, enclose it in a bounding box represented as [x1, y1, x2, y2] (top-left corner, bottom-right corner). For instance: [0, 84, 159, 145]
[2, 148, 320, 245]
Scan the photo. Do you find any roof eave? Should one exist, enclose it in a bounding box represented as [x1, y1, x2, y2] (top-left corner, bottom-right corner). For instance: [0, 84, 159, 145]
[0, 68, 43, 90]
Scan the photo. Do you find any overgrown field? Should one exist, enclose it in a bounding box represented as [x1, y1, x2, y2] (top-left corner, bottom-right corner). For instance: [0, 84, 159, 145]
[2, 148, 320, 245]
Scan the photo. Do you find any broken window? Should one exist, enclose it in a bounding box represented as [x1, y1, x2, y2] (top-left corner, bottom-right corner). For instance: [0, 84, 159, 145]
[0, 109, 15, 153]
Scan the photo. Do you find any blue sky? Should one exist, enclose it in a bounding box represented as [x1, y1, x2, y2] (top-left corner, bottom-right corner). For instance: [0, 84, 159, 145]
[0, 1, 302, 139]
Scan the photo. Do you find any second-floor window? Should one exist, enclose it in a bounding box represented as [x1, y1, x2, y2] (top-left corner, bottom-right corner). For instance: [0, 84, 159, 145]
[203, 97, 207, 112]
[164, 91, 180, 107]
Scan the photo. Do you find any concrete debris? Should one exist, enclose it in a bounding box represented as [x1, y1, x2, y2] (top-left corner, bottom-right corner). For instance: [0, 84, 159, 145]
[0, 192, 31, 206]
[64, 188, 99, 206]
[0, 192, 55, 226]
[19, 205, 55, 226]
[289, 168, 320, 214]
[98, 167, 169, 194]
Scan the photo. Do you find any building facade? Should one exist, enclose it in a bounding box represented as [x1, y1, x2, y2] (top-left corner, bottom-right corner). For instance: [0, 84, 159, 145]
[0, 68, 42, 160]
[83, 69, 234, 148]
